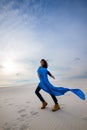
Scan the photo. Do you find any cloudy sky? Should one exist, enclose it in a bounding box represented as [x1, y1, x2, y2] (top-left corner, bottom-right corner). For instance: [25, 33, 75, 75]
[0, 0, 87, 87]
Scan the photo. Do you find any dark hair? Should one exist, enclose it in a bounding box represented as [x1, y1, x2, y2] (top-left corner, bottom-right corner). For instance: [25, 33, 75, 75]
[40, 59, 48, 68]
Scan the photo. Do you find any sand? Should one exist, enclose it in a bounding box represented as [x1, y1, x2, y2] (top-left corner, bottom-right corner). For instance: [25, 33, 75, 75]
[0, 82, 87, 130]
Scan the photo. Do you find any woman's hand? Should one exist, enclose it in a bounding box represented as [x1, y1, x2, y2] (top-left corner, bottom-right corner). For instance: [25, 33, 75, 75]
[52, 75, 55, 79]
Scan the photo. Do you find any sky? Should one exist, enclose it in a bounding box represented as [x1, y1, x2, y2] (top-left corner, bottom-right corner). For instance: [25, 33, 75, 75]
[0, 0, 87, 87]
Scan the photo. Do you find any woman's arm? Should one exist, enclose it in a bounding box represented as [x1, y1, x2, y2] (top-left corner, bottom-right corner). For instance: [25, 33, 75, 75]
[48, 71, 55, 79]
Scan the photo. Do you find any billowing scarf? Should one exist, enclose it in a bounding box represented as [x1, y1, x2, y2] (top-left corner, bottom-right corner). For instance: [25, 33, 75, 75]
[37, 67, 85, 100]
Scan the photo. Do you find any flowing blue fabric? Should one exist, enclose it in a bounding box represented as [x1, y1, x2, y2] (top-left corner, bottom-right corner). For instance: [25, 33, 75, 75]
[37, 67, 85, 100]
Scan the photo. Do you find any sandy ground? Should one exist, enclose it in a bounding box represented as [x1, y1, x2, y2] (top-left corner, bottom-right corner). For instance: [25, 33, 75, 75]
[0, 82, 87, 130]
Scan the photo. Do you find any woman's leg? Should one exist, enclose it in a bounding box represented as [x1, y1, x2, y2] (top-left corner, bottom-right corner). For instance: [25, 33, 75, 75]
[50, 94, 60, 111]
[35, 86, 48, 109]
[35, 86, 45, 102]
[50, 94, 58, 104]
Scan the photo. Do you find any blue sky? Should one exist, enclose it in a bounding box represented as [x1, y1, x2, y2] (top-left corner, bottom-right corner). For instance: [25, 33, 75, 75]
[0, 0, 87, 87]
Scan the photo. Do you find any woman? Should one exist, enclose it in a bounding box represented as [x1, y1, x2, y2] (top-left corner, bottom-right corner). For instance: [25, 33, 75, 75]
[35, 59, 60, 111]
[35, 59, 85, 112]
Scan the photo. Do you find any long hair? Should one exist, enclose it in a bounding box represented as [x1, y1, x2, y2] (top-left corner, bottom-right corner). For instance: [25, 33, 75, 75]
[40, 59, 48, 68]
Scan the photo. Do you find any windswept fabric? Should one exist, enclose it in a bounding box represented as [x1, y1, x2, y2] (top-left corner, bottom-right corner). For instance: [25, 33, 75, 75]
[37, 67, 85, 100]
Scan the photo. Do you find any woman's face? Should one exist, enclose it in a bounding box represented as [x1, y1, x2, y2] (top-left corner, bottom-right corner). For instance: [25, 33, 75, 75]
[40, 60, 45, 67]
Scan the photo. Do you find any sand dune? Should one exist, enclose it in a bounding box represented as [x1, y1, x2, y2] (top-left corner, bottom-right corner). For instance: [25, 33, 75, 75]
[0, 83, 87, 130]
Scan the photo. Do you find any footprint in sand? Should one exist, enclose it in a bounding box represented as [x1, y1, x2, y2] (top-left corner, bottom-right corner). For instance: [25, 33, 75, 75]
[3, 122, 11, 130]
[19, 124, 30, 130]
[8, 103, 14, 106]
[3, 126, 11, 130]
[26, 101, 30, 104]
[3, 122, 19, 130]
[30, 111, 39, 116]
[15, 105, 23, 108]
[18, 109, 26, 113]
[17, 117, 21, 120]
[81, 116, 87, 120]
[20, 114, 27, 118]
[4, 122, 8, 126]
[15, 105, 18, 107]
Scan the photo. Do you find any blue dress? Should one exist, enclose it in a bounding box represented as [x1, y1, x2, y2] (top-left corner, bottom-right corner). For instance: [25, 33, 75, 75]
[37, 67, 85, 100]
